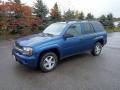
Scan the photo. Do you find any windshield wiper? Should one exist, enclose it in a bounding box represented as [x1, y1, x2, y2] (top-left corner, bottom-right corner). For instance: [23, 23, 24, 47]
[44, 33, 54, 36]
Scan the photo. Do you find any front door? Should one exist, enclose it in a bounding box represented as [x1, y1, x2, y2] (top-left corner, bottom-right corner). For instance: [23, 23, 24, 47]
[62, 24, 82, 57]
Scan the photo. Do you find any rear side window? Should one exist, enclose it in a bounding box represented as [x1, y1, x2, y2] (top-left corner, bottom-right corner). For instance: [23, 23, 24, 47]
[66, 24, 81, 36]
[81, 22, 95, 34]
[91, 21, 105, 32]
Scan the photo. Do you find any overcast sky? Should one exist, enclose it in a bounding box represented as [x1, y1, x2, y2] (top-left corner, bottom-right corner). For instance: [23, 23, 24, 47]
[9, 0, 120, 17]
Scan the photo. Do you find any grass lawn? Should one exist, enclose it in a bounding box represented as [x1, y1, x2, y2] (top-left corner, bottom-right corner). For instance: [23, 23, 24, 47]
[106, 27, 120, 33]
[0, 34, 21, 42]
[0, 35, 4, 42]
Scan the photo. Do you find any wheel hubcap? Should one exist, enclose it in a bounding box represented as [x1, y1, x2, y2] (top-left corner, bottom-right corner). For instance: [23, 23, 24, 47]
[43, 56, 56, 70]
[95, 45, 101, 54]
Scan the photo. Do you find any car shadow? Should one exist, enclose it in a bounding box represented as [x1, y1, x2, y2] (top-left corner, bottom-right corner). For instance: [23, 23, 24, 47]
[58, 52, 90, 65]
[13, 52, 92, 75]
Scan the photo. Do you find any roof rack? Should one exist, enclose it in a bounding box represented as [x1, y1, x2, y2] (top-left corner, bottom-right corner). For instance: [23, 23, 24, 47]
[63, 19, 81, 23]
[61, 19, 98, 24]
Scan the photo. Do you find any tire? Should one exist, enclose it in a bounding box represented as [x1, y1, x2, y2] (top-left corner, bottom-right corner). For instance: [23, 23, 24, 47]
[91, 42, 102, 56]
[39, 52, 58, 72]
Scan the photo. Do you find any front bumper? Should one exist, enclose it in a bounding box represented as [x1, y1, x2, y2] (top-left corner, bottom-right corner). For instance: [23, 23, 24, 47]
[12, 49, 38, 69]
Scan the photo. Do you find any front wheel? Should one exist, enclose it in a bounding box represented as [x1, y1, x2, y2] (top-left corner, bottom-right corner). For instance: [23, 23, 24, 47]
[39, 52, 58, 72]
[91, 42, 102, 56]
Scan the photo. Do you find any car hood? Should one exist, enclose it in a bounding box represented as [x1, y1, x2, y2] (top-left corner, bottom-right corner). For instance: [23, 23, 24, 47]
[16, 33, 56, 47]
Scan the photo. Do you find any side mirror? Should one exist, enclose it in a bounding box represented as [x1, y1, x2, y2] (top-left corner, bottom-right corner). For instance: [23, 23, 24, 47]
[63, 34, 74, 39]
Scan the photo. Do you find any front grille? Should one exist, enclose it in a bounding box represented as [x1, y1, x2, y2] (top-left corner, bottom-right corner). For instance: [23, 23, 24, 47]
[15, 42, 23, 49]
[15, 42, 23, 53]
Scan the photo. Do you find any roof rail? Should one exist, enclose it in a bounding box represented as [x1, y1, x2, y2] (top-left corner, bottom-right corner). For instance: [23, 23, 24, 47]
[62, 19, 97, 23]
[64, 19, 81, 23]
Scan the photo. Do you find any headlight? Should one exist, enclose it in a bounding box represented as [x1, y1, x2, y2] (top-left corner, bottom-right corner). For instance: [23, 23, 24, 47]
[23, 47, 33, 56]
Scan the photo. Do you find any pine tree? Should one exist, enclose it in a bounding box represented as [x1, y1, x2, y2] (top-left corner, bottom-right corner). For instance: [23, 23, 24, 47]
[64, 9, 75, 20]
[107, 13, 114, 27]
[14, 0, 21, 4]
[99, 15, 107, 26]
[33, 0, 48, 20]
[78, 12, 84, 20]
[86, 13, 94, 20]
[50, 2, 61, 21]
[14, 0, 22, 19]
[99, 14, 114, 27]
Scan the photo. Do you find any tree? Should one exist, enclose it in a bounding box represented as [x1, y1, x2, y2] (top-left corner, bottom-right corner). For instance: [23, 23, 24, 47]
[14, 0, 21, 4]
[77, 12, 84, 20]
[13, 0, 22, 19]
[0, 0, 32, 34]
[64, 9, 75, 20]
[99, 15, 107, 26]
[86, 13, 94, 20]
[75, 11, 84, 20]
[33, 0, 48, 20]
[50, 3, 61, 21]
[75, 10, 79, 19]
[107, 13, 114, 27]
[99, 13, 114, 28]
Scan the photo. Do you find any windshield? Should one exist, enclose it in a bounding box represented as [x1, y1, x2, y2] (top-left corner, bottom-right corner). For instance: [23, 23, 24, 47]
[43, 23, 67, 35]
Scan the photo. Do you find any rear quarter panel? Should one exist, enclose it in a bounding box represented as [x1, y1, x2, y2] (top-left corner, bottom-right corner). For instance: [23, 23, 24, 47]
[94, 31, 107, 45]
[91, 21, 107, 45]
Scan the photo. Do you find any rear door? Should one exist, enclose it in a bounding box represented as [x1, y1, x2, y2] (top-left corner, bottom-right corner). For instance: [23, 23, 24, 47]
[80, 22, 96, 51]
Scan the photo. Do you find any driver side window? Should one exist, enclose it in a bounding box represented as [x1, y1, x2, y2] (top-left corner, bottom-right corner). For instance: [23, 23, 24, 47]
[66, 24, 81, 36]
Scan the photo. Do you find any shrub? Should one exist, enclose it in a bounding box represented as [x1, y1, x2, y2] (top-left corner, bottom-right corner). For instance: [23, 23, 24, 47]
[0, 29, 3, 35]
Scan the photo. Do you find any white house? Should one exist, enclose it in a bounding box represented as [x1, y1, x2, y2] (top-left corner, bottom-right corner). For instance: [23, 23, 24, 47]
[114, 21, 120, 27]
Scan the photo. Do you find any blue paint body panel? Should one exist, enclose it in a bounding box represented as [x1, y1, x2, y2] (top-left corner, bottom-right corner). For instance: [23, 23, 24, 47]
[12, 21, 107, 68]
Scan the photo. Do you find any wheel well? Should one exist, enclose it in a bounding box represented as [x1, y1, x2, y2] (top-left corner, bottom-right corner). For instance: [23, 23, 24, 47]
[96, 39, 104, 46]
[39, 48, 60, 60]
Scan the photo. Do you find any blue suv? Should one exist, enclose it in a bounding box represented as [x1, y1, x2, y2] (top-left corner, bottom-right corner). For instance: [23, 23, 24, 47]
[12, 21, 107, 72]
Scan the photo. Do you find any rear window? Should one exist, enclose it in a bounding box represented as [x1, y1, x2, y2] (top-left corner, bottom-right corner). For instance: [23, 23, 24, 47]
[90, 21, 105, 32]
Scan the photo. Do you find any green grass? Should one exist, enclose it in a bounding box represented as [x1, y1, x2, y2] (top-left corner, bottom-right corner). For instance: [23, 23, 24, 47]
[0, 35, 5, 42]
[0, 34, 20, 42]
[106, 27, 120, 33]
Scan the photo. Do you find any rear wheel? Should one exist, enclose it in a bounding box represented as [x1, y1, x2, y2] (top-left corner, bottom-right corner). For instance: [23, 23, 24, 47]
[39, 52, 58, 72]
[91, 42, 102, 56]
